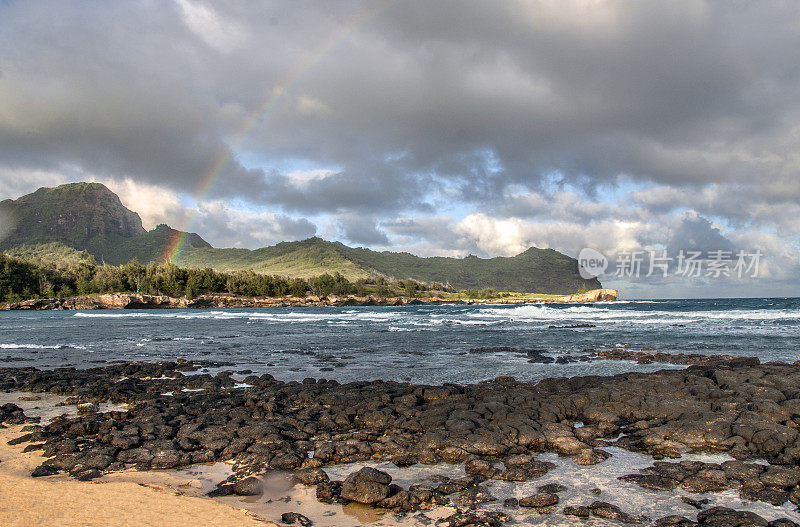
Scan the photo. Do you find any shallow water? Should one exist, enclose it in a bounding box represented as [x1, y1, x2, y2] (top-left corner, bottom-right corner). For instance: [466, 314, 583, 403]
[1, 297, 799, 383]
[0, 391, 127, 423]
[170, 451, 800, 526]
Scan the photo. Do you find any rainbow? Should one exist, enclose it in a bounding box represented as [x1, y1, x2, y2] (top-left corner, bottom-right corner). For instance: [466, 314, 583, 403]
[163, 0, 397, 264]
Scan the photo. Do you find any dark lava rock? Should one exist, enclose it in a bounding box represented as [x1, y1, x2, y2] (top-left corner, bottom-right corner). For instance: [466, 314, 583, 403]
[110, 434, 140, 450]
[653, 517, 696, 526]
[271, 452, 303, 470]
[502, 498, 518, 508]
[594, 349, 760, 367]
[82, 454, 114, 470]
[721, 460, 765, 481]
[760, 466, 800, 489]
[632, 459, 800, 508]
[206, 483, 234, 497]
[435, 476, 483, 495]
[588, 501, 647, 524]
[7, 357, 800, 495]
[281, 512, 313, 526]
[696, 507, 768, 526]
[503, 453, 537, 467]
[340, 467, 392, 504]
[72, 468, 103, 481]
[537, 483, 567, 493]
[464, 458, 499, 478]
[30, 464, 59, 477]
[437, 509, 510, 527]
[790, 487, 800, 506]
[681, 496, 710, 509]
[377, 484, 448, 512]
[495, 466, 535, 482]
[0, 403, 31, 425]
[519, 493, 559, 508]
[574, 448, 611, 465]
[391, 454, 417, 467]
[315, 480, 344, 504]
[563, 505, 591, 518]
[680, 469, 729, 493]
[454, 486, 497, 508]
[232, 476, 264, 496]
[7, 432, 34, 445]
[747, 486, 790, 506]
[620, 473, 680, 491]
[292, 468, 329, 486]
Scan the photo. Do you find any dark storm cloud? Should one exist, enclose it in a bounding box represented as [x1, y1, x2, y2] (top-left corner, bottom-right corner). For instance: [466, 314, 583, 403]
[336, 213, 389, 246]
[260, 163, 435, 215]
[666, 213, 736, 255]
[243, 0, 800, 198]
[3, 0, 799, 215]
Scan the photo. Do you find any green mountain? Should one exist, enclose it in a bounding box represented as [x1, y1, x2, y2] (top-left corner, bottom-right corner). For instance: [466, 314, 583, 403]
[176, 238, 601, 293]
[175, 239, 370, 280]
[0, 183, 601, 293]
[0, 182, 210, 265]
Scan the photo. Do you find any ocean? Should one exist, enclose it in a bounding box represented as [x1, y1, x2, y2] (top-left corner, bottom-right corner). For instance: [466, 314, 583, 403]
[1, 297, 798, 384]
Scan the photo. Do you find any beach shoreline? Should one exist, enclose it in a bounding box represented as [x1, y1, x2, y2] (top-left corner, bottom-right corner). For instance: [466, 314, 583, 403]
[0, 288, 618, 311]
[0, 422, 272, 527]
[2, 355, 800, 525]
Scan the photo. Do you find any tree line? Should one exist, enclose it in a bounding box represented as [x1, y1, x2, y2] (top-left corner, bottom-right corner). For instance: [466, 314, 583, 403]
[0, 253, 458, 303]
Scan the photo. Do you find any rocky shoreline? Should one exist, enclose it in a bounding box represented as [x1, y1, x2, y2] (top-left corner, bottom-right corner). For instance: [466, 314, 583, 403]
[0, 288, 618, 311]
[2, 356, 800, 525]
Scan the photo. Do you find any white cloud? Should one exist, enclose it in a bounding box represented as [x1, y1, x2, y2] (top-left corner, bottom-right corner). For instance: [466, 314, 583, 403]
[90, 178, 316, 248]
[296, 95, 332, 116]
[285, 169, 336, 188]
[174, 0, 250, 53]
[94, 177, 186, 230]
[0, 168, 67, 200]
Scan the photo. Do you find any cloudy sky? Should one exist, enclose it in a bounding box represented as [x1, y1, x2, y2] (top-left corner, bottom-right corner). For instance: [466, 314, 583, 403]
[2, 0, 799, 297]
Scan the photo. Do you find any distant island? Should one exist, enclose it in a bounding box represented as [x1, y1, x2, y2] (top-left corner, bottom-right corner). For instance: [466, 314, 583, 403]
[0, 183, 609, 304]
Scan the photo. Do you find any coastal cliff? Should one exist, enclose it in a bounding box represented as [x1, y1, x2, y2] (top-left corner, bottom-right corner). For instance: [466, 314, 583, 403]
[0, 288, 617, 310]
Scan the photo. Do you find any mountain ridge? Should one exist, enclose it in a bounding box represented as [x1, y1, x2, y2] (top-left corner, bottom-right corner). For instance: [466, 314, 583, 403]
[0, 183, 602, 293]
[0, 182, 210, 265]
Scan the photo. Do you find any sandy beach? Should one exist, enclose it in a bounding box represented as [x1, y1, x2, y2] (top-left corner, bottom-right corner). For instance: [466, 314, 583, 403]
[0, 423, 271, 527]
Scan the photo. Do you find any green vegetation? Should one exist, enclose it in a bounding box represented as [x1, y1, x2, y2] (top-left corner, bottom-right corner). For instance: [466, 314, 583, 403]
[0, 182, 603, 294]
[3, 242, 96, 270]
[176, 239, 370, 281]
[0, 252, 585, 303]
[0, 253, 462, 303]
